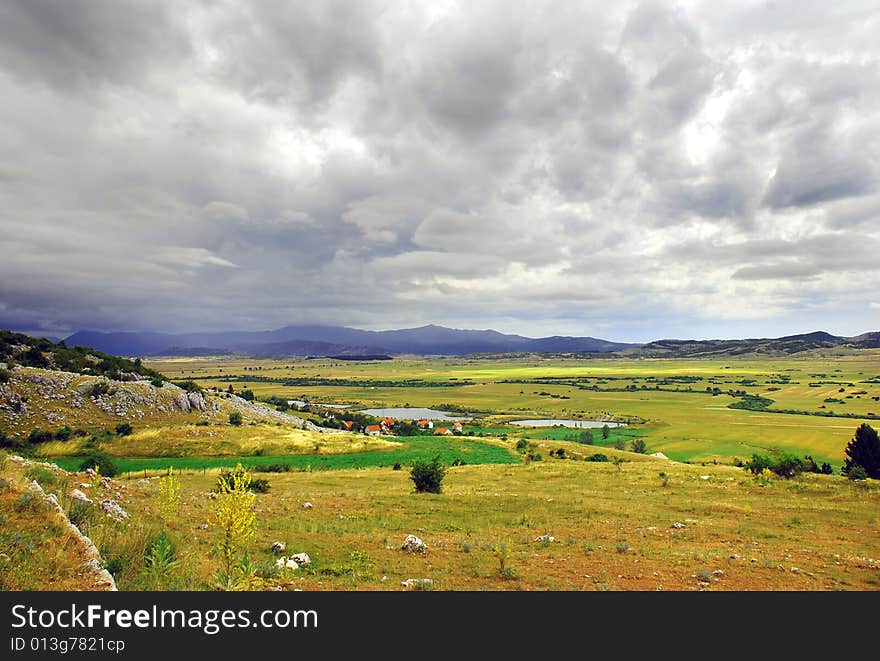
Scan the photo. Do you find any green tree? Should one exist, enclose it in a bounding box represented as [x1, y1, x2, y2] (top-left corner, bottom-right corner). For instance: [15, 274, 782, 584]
[843, 423, 880, 479]
[410, 455, 447, 493]
[228, 412, 243, 426]
[241, 389, 255, 402]
[630, 439, 647, 454]
[602, 424, 611, 440]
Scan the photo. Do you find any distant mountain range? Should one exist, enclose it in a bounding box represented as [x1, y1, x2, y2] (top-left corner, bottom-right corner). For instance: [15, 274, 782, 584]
[60, 325, 880, 359]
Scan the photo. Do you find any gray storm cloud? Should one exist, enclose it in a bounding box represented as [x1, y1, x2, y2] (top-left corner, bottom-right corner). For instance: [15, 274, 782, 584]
[0, 0, 878, 341]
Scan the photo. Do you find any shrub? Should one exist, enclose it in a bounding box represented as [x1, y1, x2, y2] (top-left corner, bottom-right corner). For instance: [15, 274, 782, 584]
[115, 423, 133, 436]
[87, 381, 112, 398]
[847, 465, 868, 481]
[253, 463, 291, 473]
[614, 438, 626, 451]
[174, 380, 202, 394]
[586, 453, 609, 462]
[578, 430, 594, 445]
[392, 462, 402, 471]
[0, 367, 8, 383]
[27, 429, 54, 444]
[217, 466, 270, 494]
[410, 455, 446, 494]
[78, 453, 118, 477]
[156, 468, 181, 524]
[240, 389, 255, 402]
[515, 439, 529, 453]
[54, 426, 72, 442]
[842, 423, 880, 479]
[451, 458, 466, 466]
[228, 412, 243, 426]
[820, 462, 833, 475]
[67, 500, 95, 529]
[630, 439, 648, 454]
[150, 377, 164, 388]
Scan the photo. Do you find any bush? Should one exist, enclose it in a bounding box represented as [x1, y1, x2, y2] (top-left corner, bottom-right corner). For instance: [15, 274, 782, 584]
[392, 462, 402, 471]
[78, 453, 118, 477]
[614, 438, 626, 451]
[630, 439, 647, 454]
[820, 462, 833, 475]
[217, 466, 270, 493]
[228, 412, 243, 426]
[240, 389, 255, 402]
[252, 463, 291, 473]
[54, 426, 72, 442]
[451, 458, 466, 466]
[578, 430, 594, 445]
[0, 367, 8, 383]
[847, 465, 868, 481]
[842, 423, 880, 479]
[115, 423, 133, 436]
[87, 381, 112, 398]
[150, 377, 164, 388]
[410, 455, 446, 494]
[27, 429, 54, 444]
[586, 453, 609, 462]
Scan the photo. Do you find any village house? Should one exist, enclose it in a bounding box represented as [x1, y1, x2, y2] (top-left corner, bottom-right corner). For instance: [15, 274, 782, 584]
[417, 419, 434, 430]
[434, 427, 453, 436]
[452, 421, 463, 433]
[365, 424, 382, 436]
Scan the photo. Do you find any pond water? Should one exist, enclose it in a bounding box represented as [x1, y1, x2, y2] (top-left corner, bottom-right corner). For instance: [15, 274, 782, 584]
[359, 407, 472, 421]
[509, 419, 626, 428]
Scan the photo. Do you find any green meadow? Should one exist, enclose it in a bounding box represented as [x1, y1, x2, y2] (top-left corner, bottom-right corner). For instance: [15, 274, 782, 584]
[148, 351, 880, 469]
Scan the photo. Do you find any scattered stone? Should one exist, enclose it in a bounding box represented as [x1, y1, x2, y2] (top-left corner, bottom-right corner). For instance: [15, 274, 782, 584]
[79, 483, 92, 489]
[699, 475, 711, 480]
[671, 522, 686, 529]
[401, 578, 433, 590]
[271, 542, 286, 554]
[276, 557, 300, 570]
[401, 534, 427, 553]
[302, 502, 313, 509]
[535, 534, 555, 543]
[729, 554, 744, 560]
[100, 499, 129, 521]
[290, 552, 311, 565]
[85, 468, 97, 478]
[790, 566, 799, 573]
[198, 523, 209, 530]
[712, 569, 724, 577]
[69, 489, 93, 504]
[136, 479, 151, 487]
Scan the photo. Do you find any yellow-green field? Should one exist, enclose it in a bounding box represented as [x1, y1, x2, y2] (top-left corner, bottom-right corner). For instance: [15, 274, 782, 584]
[3, 449, 878, 591]
[147, 352, 880, 467]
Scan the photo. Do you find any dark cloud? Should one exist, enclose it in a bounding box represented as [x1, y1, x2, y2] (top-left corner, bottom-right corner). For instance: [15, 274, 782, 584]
[0, 1, 878, 340]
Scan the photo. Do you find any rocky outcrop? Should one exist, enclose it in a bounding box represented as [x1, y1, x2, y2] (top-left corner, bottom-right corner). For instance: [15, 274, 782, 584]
[25, 479, 116, 591]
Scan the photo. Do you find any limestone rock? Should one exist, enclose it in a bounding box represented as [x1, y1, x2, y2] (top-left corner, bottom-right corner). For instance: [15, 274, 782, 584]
[276, 557, 300, 570]
[302, 502, 313, 509]
[69, 489, 93, 504]
[401, 578, 433, 590]
[535, 534, 555, 543]
[271, 541, 286, 554]
[100, 499, 129, 521]
[290, 552, 311, 565]
[402, 534, 427, 553]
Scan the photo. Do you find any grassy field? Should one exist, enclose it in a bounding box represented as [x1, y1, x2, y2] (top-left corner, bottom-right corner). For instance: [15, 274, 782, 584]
[147, 352, 880, 468]
[49, 434, 519, 476]
[5, 447, 878, 591]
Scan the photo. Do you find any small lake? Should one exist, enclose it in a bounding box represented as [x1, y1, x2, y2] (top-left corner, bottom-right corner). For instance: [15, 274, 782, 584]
[359, 407, 472, 421]
[509, 419, 626, 428]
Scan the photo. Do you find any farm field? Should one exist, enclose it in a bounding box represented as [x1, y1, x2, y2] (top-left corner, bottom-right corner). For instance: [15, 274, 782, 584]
[148, 351, 880, 469]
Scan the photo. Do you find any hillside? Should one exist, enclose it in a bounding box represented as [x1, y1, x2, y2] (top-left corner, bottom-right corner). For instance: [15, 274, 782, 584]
[1, 330, 163, 380]
[0, 364, 331, 449]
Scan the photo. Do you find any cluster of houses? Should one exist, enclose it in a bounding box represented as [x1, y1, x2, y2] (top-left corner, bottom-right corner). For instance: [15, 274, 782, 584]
[359, 417, 464, 437]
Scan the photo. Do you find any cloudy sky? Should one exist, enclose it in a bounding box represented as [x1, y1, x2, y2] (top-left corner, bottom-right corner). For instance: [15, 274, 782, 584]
[1, 0, 878, 342]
